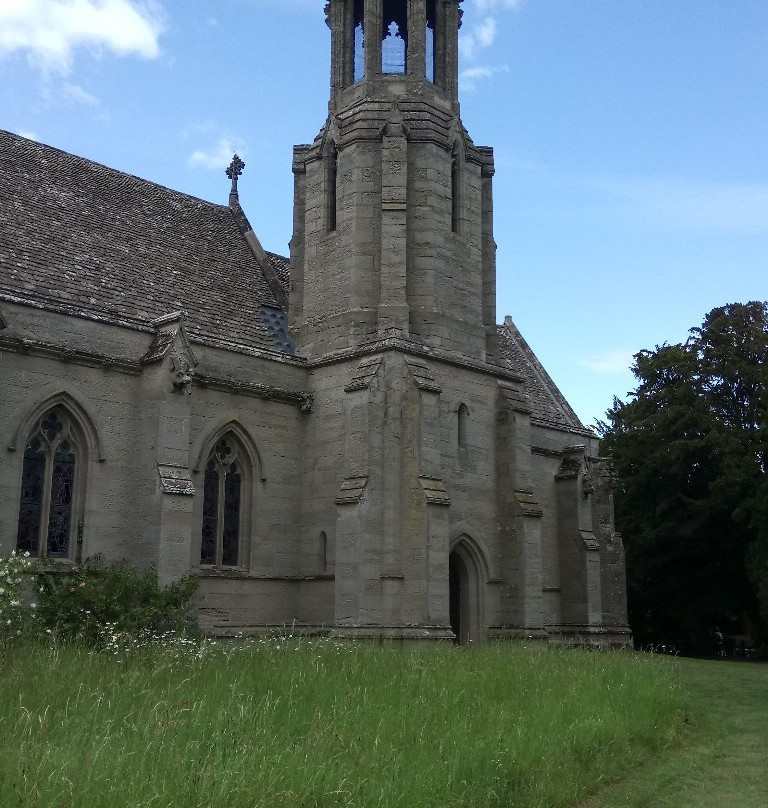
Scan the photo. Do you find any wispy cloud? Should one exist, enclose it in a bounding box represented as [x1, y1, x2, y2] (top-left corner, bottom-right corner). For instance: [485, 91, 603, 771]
[580, 349, 636, 375]
[0, 0, 165, 75]
[460, 17, 497, 61]
[460, 64, 509, 92]
[62, 81, 99, 106]
[15, 129, 40, 141]
[458, 0, 523, 87]
[188, 137, 245, 171]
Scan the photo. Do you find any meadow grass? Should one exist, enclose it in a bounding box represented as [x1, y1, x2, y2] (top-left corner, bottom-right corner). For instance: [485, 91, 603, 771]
[577, 656, 768, 808]
[0, 639, 684, 808]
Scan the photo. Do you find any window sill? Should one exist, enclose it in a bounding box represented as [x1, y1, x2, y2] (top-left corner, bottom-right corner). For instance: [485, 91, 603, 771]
[196, 565, 250, 579]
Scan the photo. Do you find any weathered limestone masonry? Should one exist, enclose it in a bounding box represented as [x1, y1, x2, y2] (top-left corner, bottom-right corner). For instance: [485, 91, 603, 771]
[0, 0, 630, 644]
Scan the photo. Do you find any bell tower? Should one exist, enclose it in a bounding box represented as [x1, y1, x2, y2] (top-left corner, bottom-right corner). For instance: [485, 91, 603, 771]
[290, 0, 498, 361]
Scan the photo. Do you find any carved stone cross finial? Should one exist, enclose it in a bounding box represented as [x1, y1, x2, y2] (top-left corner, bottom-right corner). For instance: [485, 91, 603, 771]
[226, 154, 245, 199]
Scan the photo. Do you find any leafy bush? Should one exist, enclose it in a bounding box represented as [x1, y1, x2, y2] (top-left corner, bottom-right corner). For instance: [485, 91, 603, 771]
[36, 556, 198, 646]
[0, 550, 37, 645]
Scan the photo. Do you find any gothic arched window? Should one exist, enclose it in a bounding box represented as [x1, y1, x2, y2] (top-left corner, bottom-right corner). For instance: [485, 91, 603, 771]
[382, 0, 408, 74]
[201, 436, 246, 566]
[458, 404, 469, 451]
[425, 0, 436, 83]
[451, 148, 461, 233]
[326, 145, 338, 233]
[353, 0, 365, 82]
[16, 407, 81, 558]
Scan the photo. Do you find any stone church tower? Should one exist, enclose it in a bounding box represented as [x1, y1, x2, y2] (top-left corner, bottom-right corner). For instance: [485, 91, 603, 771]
[287, 0, 628, 642]
[0, 0, 629, 644]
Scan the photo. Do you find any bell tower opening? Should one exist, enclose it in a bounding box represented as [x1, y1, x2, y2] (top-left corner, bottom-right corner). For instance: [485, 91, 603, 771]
[353, 0, 364, 82]
[297, 1, 497, 361]
[425, 0, 436, 82]
[382, 0, 408, 74]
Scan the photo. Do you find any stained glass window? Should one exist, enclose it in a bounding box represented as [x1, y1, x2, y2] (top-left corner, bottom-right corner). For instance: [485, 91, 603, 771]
[17, 439, 45, 556]
[16, 408, 79, 559]
[201, 463, 219, 565]
[200, 436, 245, 566]
[47, 442, 75, 557]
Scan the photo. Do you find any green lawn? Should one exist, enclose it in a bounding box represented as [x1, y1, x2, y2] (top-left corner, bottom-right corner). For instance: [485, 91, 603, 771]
[0, 640, 683, 808]
[576, 657, 768, 808]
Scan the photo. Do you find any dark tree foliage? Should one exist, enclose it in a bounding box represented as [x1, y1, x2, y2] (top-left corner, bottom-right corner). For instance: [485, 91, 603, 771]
[599, 302, 768, 654]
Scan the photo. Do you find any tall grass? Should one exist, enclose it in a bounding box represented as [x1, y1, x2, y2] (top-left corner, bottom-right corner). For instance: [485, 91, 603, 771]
[0, 639, 684, 808]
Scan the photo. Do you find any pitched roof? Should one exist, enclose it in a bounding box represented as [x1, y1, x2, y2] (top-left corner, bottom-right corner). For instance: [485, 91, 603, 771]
[498, 317, 593, 436]
[0, 130, 291, 356]
[0, 131, 592, 435]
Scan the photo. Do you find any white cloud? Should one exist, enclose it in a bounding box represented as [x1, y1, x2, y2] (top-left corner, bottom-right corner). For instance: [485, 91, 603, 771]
[188, 137, 245, 171]
[15, 129, 40, 141]
[62, 81, 99, 106]
[459, 16, 497, 61]
[460, 63, 509, 92]
[580, 349, 636, 375]
[459, 1, 523, 77]
[0, 0, 165, 74]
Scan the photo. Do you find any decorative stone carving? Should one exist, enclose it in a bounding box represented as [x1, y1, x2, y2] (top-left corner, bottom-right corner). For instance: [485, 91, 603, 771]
[170, 350, 194, 395]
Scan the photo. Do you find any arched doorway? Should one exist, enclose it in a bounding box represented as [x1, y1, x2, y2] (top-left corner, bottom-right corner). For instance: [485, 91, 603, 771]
[449, 540, 484, 644]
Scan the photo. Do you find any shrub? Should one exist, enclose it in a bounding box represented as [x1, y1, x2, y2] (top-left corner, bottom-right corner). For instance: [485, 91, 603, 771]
[0, 550, 37, 645]
[35, 555, 198, 646]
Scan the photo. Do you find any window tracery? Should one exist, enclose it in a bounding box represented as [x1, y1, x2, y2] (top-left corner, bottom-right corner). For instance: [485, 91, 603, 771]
[382, 20, 406, 73]
[201, 436, 244, 566]
[16, 407, 79, 559]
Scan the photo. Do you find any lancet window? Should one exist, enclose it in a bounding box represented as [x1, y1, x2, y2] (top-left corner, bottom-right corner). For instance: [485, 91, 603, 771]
[381, 0, 408, 74]
[425, 0, 436, 82]
[201, 436, 245, 566]
[326, 145, 338, 233]
[451, 149, 460, 233]
[353, 0, 365, 82]
[16, 407, 80, 559]
[458, 404, 469, 450]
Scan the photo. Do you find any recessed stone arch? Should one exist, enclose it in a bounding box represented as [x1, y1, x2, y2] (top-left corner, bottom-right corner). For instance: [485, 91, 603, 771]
[8, 388, 105, 462]
[192, 419, 264, 481]
[8, 390, 102, 560]
[449, 533, 489, 644]
[192, 419, 264, 570]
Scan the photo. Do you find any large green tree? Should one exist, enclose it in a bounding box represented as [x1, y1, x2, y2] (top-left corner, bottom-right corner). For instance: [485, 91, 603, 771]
[599, 302, 768, 653]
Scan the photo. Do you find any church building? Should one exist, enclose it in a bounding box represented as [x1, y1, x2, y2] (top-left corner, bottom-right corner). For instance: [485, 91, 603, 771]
[0, 0, 629, 644]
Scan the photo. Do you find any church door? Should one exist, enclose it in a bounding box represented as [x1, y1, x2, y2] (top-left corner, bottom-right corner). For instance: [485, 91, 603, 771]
[449, 543, 483, 644]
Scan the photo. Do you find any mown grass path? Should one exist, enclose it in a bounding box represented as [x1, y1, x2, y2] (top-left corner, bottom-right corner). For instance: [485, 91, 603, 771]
[577, 658, 768, 808]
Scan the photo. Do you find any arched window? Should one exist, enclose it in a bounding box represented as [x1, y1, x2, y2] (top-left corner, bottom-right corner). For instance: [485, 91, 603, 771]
[451, 146, 460, 233]
[16, 407, 81, 558]
[425, 0, 436, 83]
[458, 403, 469, 451]
[382, 0, 408, 74]
[201, 436, 246, 566]
[353, 0, 365, 82]
[326, 145, 338, 233]
[319, 530, 328, 572]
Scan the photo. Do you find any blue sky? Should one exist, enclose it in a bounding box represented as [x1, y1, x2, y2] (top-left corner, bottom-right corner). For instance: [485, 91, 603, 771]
[1, 0, 766, 427]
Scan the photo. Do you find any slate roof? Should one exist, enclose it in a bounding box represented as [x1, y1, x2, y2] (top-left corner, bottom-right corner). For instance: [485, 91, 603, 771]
[0, 130, 590, 436]
[0, 130, 290, 356]
[498, 317, 592, 436]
